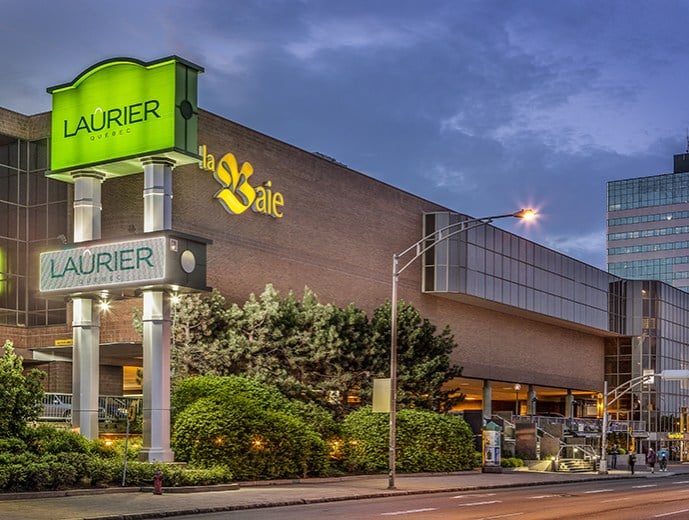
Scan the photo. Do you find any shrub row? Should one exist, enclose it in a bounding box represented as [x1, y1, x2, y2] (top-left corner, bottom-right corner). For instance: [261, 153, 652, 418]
[3, 376, 480, 490]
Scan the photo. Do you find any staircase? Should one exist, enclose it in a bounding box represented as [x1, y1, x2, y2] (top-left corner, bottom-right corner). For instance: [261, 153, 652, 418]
[558, 458, 595, 472]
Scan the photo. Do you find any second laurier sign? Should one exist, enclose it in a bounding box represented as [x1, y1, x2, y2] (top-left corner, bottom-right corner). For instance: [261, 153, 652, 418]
[40, 237, 167, 293]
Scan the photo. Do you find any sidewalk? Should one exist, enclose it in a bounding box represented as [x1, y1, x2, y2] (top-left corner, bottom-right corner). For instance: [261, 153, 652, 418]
[1, 464, 688, 520]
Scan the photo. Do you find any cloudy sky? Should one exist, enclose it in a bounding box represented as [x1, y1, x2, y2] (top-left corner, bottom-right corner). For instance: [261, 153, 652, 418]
[2, 0, 689, 269]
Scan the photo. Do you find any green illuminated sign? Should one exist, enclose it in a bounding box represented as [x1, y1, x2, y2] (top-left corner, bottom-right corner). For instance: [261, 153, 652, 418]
[47, 56, 203, 181]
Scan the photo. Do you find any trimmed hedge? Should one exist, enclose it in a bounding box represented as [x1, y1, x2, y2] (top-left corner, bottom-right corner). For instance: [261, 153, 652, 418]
[172, 395, 328, 480]
[0, 425, 233, 491]
[501, 457, 524, 468]
[172, 375, 340, 439]
[342, 406, 478, 473]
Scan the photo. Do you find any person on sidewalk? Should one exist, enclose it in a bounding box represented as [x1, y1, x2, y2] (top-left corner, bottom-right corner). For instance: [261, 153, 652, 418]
[629, 450, 636, 475]
[610, 444, 618, 469]
[646, 447, 657, 474]
[658, 448, 669, 471]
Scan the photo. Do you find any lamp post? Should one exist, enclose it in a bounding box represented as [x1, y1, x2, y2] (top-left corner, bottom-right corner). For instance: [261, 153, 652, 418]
[388, 208, 536, 489]
[599, 369, 689, 474]
[514, 384, 521, 416]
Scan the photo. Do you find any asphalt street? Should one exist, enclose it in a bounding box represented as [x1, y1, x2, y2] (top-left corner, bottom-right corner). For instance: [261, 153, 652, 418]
[1, 463, 688, 520]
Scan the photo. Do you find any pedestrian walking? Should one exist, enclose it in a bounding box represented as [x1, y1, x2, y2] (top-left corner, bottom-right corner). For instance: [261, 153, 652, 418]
[659, 449, 668, 471]
[629, 450, 636, 475]
[610, 444, 618, 469]
[646, 447, 657, 473]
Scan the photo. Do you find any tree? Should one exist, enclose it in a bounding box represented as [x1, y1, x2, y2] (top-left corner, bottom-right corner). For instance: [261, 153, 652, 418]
[370, 300, 464, 412]
[165, 286, 463, 414]
[0, 340, 45, 437]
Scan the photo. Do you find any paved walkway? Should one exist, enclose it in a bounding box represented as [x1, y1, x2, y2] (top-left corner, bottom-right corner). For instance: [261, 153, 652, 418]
[1, 464, 688, 520]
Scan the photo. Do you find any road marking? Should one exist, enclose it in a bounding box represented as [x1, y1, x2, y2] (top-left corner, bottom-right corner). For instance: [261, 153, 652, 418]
[381, 508, 437, 516]
[457, 500, 502, 507]
[475, 513, 525, 519]
[452, 493, 497, 499]
[601, 497, 632, 503]
[654, 508, 689, 517]
[529, 495, 559, 499]
[583, 489, 614, 494]
[633, 484, 658, 488]
[672, 481, 689, 484]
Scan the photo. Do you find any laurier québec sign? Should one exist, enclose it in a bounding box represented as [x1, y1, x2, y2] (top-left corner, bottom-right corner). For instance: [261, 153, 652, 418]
[47, 56, 203, 181]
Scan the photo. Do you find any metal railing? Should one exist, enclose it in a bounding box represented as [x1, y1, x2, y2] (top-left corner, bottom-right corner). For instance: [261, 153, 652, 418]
[513, 415, 647, 436]
[39, 393, 142, 422]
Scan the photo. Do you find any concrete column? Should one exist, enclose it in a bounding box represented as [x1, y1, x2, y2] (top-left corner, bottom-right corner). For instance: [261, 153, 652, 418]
[566, 389, 574, 418]
[139, 290, 173, 462]
[139, 158, 175, 462]
[528, 385, 537, 415]
[142, 158, 174, 232]
[71, 298, 100, 438]
[70, 171, 104, 439]
[482, 380, 492, 422]
[72, 171, 104, 242]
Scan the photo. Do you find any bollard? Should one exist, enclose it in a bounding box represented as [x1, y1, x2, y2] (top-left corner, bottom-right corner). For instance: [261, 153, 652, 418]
[153, 470, 163, 495]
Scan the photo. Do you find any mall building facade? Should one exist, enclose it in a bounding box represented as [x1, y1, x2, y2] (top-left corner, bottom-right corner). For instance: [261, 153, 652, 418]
[1, 95, 689, 455]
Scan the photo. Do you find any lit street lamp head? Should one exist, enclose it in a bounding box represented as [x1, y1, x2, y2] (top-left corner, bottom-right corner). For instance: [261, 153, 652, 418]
[513, 208, 537, 220]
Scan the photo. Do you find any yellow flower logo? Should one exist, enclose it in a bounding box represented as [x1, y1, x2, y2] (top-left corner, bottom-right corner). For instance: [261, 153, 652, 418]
[212, 152, 256, 215]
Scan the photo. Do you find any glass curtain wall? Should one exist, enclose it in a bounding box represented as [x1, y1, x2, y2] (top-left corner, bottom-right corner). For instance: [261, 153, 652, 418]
[0, 132, 67, 326]
[605, 280, 689, 436]
[422, 212, 613, 331]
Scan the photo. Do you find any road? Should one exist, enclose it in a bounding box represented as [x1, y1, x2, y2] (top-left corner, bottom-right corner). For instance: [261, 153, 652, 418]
[171, 476, 689, 519]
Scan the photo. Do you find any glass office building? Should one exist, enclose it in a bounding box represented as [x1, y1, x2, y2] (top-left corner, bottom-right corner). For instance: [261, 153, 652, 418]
[605, 280, 689, 458]
[607, 153, 689, 290]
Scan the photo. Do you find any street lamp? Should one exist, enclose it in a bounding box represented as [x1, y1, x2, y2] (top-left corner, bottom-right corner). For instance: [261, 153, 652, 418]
[599, 369, 689, 474]
[514, 384, 521, 416]
[388, 208, 536, 489]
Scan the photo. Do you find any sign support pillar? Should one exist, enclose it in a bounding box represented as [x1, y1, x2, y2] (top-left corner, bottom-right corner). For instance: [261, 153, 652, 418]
[139, 158, 175, 462]
[71, 171, 104, 439]
[482, 380, 492, 422]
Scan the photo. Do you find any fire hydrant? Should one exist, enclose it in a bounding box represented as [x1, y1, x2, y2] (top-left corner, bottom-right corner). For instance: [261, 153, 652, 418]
[153, 470, 163, 495]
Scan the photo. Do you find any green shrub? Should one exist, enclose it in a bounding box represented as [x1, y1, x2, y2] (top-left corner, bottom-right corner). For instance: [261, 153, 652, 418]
[23, 425, 91, 455]
[172, 375, 340, 439]
[0, 436, 27, 454]
[172, 395, 328, 480]
[500, 457, 524, 468]
[341, 406, 478, 473]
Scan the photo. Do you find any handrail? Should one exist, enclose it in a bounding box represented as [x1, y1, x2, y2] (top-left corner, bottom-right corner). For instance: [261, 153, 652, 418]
[39, 392, 141, 421]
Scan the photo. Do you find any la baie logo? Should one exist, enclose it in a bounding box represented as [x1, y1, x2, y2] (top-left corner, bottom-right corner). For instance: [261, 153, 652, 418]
[198, 145, 284, 219]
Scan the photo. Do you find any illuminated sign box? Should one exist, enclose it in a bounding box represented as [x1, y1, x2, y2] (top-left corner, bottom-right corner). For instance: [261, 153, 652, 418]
[40, 233, 210, 295]
[47, 56, 203, 181]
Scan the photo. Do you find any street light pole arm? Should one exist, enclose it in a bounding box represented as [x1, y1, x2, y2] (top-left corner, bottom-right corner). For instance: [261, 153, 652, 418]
[394, 211, 528, 276]
[606, 373, 657, 408]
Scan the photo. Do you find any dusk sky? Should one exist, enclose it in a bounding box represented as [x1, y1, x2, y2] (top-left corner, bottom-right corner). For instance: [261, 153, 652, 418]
[2, 0, 689, 269]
